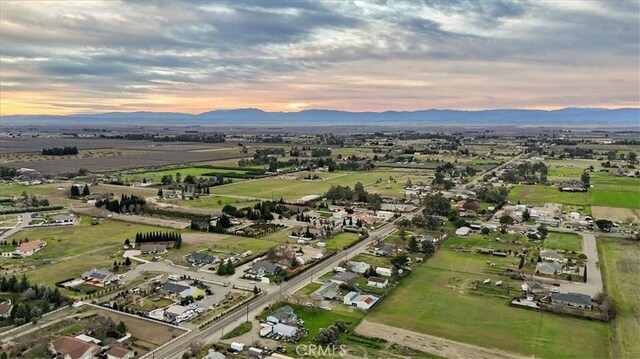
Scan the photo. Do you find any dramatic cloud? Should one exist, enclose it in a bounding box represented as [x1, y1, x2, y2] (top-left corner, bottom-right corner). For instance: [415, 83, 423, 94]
[0, 0, 638, 114]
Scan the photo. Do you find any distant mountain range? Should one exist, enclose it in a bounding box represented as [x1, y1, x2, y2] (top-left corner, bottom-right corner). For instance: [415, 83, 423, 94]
[2, 107, 639, 128]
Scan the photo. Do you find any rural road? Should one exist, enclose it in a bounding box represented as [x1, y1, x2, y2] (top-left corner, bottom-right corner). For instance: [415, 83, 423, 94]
[0, 212, 31, 241]
[150, 218, 402, 358]
[535, 232, 603, 297]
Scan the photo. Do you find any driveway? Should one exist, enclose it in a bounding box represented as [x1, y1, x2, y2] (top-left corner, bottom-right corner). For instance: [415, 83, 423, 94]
[533, 232, 603, 298]
[0, 212, 31, 240]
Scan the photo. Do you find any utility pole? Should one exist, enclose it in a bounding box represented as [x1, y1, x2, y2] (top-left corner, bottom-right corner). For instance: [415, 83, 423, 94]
[246, 302, 249, 322]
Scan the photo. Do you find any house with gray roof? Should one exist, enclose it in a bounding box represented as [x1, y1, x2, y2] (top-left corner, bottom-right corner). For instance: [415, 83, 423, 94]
[266, 305, 297, 324]
[551, 292, 592, 310]
[328, 271, 358, 285]
[536, 261, 563, 276]
[251, 261, 282, 277]
[140, 244, 166, 254]
[310, 282, 340, 301]
[186, 252, 219, 265]
[82, 268, 116, 287]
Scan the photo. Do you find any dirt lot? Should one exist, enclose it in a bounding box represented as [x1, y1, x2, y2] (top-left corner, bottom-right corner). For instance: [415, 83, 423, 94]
[88, 307, 186, 352]
[591, 206, 640, 224]
[356, 320, 527, 359]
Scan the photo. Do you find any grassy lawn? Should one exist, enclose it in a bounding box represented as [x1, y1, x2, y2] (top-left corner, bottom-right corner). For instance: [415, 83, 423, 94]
[277, 303, 364, 344]
[597, 236, 640, 359]
[367, 265, 610, 358]
[351, 253, 391, 268]
[3, 217, 173, 287]
[221, 321, 253, 340]
[0, 183, 62, 197]
[324, 232, 361, 250]
[210, 170, 414, 200]
[507, 185, 590, 206]
[177, 195, 260, 210]
[590, 189, 640, 209]
[590, 172, 640, 193]
[543, 232, 582, 252]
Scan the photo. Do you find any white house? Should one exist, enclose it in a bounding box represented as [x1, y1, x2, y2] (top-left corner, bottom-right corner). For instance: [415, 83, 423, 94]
[455, 227, 471, 236]
[350, 261, 371, 274]
[367, 276, 388, 288]
[540, 249, 566, 263]
[375, 211, 395, 220]
[343, 292, 379, 310]
[375, 267, 392, 277]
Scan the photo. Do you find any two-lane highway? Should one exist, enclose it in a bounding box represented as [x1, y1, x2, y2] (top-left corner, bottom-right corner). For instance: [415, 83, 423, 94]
[151, 219, 401, 358]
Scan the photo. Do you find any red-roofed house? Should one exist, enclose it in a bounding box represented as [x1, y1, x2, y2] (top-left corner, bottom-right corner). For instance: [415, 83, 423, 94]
[14, 240, 46, 256]
[0, 300, 13, 318]
[106, 346, 134, 359]
[49, 336, 99, 359]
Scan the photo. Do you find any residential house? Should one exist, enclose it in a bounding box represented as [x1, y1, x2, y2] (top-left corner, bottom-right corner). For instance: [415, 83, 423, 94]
[367, 276, 388, 288]
[310, 282, 340, 301]
[376, 267, 393, 277]
[540, 249, 566, 263]
[374, 244, 393, 256]
[49, 336, 99, 359]
[266, 305, 297, 324]
[375, 211, 395, 220]
[551, 292, 592, 310]
[161, 281, 195, 298]
[0, 300, 13, 318]
[75, 334, 101, 344]
[139, 244, 166, 254]
[328, 272, 358, 286]
[203, 349, 226, 359]
[251, 261, 282, 277]
[535, 262, 564, 276]
[51, 215, 75, 224]
[343, 292, 379, 311]
[82, 268, 116, 287]
[349, 261, 371, 274]
[14, 240, 46, 256]
[455, 227, 471, 236]
[106, 346, 135, 359]
[186, 252, 219, 265]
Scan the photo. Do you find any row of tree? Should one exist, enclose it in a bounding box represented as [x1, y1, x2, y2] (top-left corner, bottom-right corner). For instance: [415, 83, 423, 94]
[41, 146, 78, 156]
[69, 184, 90, 198]
[133, 231, 182, 247]
[95, 194, 146, 213]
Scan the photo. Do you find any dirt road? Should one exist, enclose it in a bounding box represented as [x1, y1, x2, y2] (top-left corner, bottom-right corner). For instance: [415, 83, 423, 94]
[356, 320, 528, 359]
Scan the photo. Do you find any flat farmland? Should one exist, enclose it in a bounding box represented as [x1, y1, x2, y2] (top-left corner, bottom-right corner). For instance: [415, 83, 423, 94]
[177, 195, 261, 210]
[176, 231, 278, 257]
[507, 185, 590, 205]
[0, 148, 150, 164]
[591, 206, 640, 224]
[597, 237, 640, 359]
[0, 183, 63, 197]
[590, 189, 640, 209]
[3, 217, 172, 287]
[323, 232, 361, 249]
[590, 172, 640, 192]
[7, 147, 249, 174]
[366, 260, 610, 358]
[210, 170, 419, 200]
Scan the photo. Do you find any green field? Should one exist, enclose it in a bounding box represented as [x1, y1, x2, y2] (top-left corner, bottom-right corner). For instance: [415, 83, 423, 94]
[178, 195, 261, 210]
[597, 236, 640, 359]
[590, 189, 640, 209]
[0, 183, 62, 197]
[590, 172, 640, 192]
[367, 264, 610, 358]
[324, 232, 361, 250]
[2, 218, 172, 287]
[507, 185, 590, 205]
[543, 232, 583, 252]
[210, 170, 414, 200]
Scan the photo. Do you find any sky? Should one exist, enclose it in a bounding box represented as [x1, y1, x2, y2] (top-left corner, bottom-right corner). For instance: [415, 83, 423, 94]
[0, 0, 639, 115]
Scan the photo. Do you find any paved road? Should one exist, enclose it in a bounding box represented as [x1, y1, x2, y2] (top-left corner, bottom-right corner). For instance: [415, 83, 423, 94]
[461, 153, 524, 191]
[151, 219, 400, 358]
[0, 212, 31, 240]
